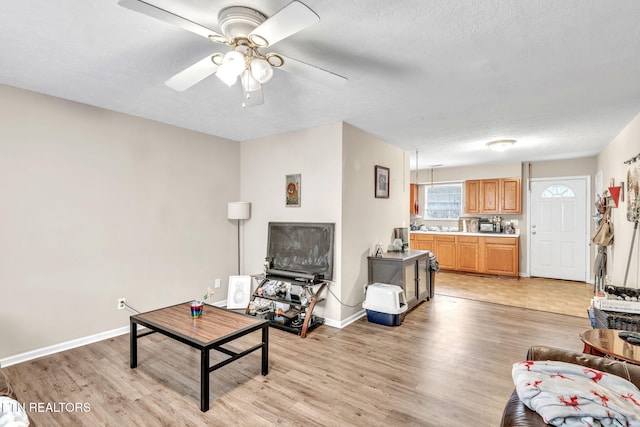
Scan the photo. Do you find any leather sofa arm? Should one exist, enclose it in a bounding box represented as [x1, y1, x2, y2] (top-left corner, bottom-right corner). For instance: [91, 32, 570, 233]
[0, 369, 16, 399]
[500, 345, 640, 427]
[526, 346, 640, 386]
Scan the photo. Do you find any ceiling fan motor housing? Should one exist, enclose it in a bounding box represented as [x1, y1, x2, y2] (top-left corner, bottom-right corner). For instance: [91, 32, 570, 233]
[218, 6, 266, 41]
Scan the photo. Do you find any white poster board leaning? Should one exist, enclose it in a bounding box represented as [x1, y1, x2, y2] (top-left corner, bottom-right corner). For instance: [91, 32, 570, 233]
[227, 275, 251, 309]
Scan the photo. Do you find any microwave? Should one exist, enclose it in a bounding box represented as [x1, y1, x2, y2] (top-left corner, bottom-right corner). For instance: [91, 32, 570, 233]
[479, 221, 501, 233]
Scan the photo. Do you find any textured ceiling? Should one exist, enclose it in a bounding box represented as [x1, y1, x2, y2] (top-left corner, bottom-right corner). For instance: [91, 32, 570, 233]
[2, 0, 640, 168]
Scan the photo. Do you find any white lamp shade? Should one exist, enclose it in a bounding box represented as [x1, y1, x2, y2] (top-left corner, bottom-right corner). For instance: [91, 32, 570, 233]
[222, 50, 246, 75]
[216, 50, 245, 87]
[241, 69, 261, 92]
[216, 63, 239, 87]
[228, 202, 251, 220]
[250, 58, 274, 84]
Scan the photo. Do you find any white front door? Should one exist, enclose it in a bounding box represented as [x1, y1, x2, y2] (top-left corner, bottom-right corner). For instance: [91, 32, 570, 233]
[529, 178, 588, 281]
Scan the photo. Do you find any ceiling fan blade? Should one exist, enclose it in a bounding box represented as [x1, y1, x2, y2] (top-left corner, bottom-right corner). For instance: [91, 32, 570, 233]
[118, 0, 225, 40]
[165, 56, 219, 92]
[279, 55, 347, 88]
[242, 87, 264, 108]
[249, 1, 319, 46]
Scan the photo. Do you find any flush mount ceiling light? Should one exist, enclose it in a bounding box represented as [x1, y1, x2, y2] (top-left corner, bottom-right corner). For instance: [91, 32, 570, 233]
[118, 1, 347, 108]
[486, 139, 516, 152]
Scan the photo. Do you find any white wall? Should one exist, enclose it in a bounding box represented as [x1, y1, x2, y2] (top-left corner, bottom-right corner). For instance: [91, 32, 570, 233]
[240, 122, 408, 324]
[240, 123, 343, 321]
[597, 112, 640, 288]
[0, 85, 240, 360]
[341, 123, 409, 319]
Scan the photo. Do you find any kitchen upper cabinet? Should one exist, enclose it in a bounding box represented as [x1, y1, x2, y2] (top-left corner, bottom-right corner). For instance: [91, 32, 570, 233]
[465, 177, 521, 214]
[500, 178, 521, 214]
[480, 179, 500, 213]
[465, 180, 480, 213]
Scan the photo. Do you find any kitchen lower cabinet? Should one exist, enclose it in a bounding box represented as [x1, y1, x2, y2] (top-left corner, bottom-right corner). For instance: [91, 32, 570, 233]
[411, 233, 434, 251]
[368, 250, 432, 310]
[484, 237, 519, 277]
[410, 232, 519, 277]
[435, 235, 456, 270]
[456, 235, 480, 272]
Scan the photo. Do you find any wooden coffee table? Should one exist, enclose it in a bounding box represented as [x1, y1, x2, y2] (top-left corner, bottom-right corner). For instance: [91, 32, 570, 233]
[580, 328, 640, 364]
[130, 302, 269, 411]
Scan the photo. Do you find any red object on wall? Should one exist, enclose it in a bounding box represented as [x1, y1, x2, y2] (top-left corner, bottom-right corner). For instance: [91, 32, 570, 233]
[608, 186, 621, 208]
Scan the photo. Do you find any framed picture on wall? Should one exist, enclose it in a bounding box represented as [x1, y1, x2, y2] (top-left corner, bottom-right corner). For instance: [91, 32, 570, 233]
[375, 165, 389, 198]
[286, 174, 301, 207]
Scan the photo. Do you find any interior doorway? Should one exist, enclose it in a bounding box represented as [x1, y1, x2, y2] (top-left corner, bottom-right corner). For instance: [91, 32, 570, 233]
[529, 177, 590, 282]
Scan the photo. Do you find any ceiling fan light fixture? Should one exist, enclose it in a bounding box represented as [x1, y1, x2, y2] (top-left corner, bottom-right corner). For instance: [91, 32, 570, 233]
[250, 58, 273, 83]
[215, 50, 245, 86]
[119, 0, 347, 108]
[216, 64, 238, 87]
[241, 69, 261, 92]
[222, 50, 246, 75]
[486, 139, 516, 152]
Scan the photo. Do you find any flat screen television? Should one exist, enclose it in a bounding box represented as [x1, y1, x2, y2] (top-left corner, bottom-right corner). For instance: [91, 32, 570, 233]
[266, 222, 335, 281]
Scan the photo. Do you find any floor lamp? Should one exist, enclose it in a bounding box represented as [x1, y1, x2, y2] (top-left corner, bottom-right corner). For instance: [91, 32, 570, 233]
[227, 202, 251, 275]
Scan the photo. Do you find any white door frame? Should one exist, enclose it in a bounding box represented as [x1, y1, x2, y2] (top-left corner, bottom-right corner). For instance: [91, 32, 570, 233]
[526, 175, 592, 282]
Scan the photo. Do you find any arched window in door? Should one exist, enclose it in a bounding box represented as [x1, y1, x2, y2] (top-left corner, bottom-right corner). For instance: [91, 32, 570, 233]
[541, 184, 575, 198]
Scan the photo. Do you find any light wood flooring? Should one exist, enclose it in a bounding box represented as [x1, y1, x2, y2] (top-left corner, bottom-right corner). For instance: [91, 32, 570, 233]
[435, 271, 595, 318]
[4, 291, 591, 426]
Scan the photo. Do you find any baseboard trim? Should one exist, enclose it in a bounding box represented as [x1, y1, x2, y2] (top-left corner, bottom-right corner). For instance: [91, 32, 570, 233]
[324, 309, 366, 329]
[0, 326, 131, 368]
[1, 300, 359, 367]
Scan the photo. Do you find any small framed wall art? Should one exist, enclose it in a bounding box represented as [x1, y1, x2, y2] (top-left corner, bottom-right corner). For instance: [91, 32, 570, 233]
[375, 165, 390, 198]
[286, 173, 301, 207]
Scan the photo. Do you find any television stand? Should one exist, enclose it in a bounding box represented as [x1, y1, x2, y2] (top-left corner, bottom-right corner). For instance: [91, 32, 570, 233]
[245, 275, 328, 338]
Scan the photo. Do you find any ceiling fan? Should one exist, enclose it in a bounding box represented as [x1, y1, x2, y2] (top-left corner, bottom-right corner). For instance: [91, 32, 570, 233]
[118, 0, 347, 107]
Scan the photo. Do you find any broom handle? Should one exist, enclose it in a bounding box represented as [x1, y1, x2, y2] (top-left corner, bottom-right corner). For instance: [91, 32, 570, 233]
[623, 220, 639, 288]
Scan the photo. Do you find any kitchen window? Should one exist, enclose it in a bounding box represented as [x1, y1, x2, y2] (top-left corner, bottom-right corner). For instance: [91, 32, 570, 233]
[424, 183, 463, 220]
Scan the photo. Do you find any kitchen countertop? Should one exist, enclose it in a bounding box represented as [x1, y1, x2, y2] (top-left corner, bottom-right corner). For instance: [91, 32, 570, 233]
[410, 230, 519, 238]
[367, 249, 431, 261]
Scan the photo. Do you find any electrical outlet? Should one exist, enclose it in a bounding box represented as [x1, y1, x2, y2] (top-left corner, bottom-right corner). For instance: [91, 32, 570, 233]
[117, 298, 126, 310]
[214, 278, 221, 288]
